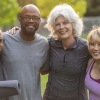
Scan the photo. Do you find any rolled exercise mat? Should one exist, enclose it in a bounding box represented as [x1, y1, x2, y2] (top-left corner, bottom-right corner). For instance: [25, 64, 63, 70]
[0, 80, 21, 98]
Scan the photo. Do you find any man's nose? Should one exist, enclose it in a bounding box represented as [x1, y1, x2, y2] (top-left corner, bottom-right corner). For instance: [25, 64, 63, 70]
[29, 18, 35, 22]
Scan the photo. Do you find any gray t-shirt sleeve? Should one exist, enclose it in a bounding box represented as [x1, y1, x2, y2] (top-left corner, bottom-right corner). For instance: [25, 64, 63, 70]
[40, 43, 50, 72]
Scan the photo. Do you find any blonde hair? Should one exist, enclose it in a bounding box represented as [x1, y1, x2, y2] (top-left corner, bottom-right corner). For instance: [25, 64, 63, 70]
[45, 4, 83, 39]
[87, 27, 100, 44]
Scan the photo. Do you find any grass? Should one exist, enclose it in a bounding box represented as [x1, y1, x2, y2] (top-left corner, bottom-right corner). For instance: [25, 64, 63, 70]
[41, 74, 48, 95]
[41, 33, 88, 95]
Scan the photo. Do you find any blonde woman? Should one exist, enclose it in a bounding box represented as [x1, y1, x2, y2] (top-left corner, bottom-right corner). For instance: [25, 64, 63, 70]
[85, 27, 100, 100]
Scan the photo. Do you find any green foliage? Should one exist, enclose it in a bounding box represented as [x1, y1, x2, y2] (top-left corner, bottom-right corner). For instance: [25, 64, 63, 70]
[85, 0, 100, 16]
[17, 0, 37, 7]
[0, 0, 20, 28]
[37, 0, 87, 18]
[82, 33, 87, 39]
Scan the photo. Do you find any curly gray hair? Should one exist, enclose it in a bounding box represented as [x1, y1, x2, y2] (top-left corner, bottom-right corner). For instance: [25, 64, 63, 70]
[45, 4, 83, 39]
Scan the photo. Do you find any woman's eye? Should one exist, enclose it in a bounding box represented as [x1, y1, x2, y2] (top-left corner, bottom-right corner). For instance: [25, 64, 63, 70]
[89, 42, 94, 46]
[98, 43, 100, 46]
[55, 24, 60, 26]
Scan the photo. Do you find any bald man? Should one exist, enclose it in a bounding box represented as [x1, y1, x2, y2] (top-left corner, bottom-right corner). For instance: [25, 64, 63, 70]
[1, 4, 49, 100]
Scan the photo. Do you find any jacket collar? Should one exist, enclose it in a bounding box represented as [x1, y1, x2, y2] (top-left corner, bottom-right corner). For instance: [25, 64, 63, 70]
[54, 37, 79, 49]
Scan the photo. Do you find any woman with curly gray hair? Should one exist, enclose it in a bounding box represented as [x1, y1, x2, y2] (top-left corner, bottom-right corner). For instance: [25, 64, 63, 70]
[43, 4, 90, 100]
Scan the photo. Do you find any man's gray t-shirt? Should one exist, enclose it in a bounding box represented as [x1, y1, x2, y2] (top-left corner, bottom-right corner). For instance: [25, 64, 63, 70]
[1, 32, 49, 100]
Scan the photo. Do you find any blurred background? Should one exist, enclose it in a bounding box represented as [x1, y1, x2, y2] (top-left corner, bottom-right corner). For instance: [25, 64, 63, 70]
[0, 0, 100, 94]
[0, 0, 100, 36]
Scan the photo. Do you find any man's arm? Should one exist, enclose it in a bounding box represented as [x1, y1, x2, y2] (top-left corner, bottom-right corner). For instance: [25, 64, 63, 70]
[40, 69, 50, 75]
[40, 42, 51, 75]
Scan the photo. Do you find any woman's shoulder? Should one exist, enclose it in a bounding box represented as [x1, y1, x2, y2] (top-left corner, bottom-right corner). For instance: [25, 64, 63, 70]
[77, 37, 87, 46]
[86, 58, 94, 72]
[88, 58, 94, 66]
[48, 37, 55, 42]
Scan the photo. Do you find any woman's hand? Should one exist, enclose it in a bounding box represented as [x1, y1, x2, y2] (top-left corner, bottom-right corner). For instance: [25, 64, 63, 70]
[8, 26, 20, 35]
